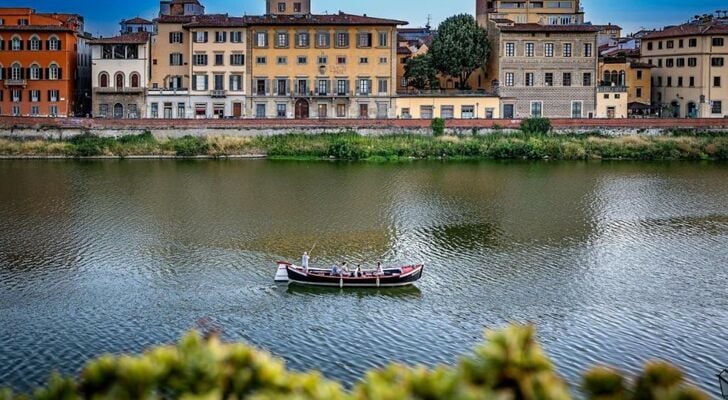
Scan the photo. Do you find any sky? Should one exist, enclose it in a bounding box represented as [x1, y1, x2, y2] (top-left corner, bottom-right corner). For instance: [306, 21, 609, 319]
[6, 0, 727, 37]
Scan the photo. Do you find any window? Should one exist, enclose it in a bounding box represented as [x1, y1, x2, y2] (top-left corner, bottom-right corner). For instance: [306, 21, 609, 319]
[563, 72, 572, 87]
[231, 31, 242, 43]
[337, 56, 346, 65]
[689, 77, 695, 87]
[636, 88, 642, 98]
[647, 42, 653, 51]
[571, 101, 582, 118]
[688, 57, 697, 67]
[215, 31, 226, 43]
[544, 72, 553, 86]
[544, 43, 554, 57]
[276, 79, 288, 95]
[194, 31, 208, 43]
[296, 79, 308, 94]
[658, 59, 663, 68]
[30, 36, 41, 51]
[358, 32, 373, 48]
[296, 32, 310, 48]
[711, 57, 724, 67]
[29, 65, 40, 80]
[563, 43, 572, 57]
[679, 39, 684, 48]
[277, 56, 287, 65]
[317, 79, 329, 95]
[461, 105, 475, 119]
[115, 73, 124, 89]
[294, 2, 302, 12]
[317, 56, 328, 64]
[215, 54, 224, 66]
[530, 101, 543, 117]
[712, 101, 723, 114]
[276, 32, 289, 47]
[170, 53, 183, 66]
[99, 72, 109, 87]
[667, 77, 672, 87]
[255, 79, 266, 95]
[131, 74, 140, 88]
[336, 104, 346, 117]
[689, 38, 697, 47]
[297, 56, 307, 64]
[676, 58, 685, 67]
[358, 79, 372, 95]
[256, 104, 266, 118]
[170, 32, 183, 43]
[30, 90, 40, 102]
[256, 56, 267, 64]
[677, 77, 683, 87]
[230, 54, 245, 66]
[11, 89, 21, 102]
[666, 59, 674, 68]
[48, 37, 60, 50]
[658, 41, 663, 50]
[505, 72, 514, 86]
[378, 79, 387, 94]
[584, 43, 592, 57]
[378, 32, 388, 47]
[525, 72, 534, 86]
[525, 43, 534, 57]
[193, 54, 208, 66]
[316, 32, 330, 48]
[151, 103, 158, 118]
[48, 64, 60, 80]
[276, 104, 286, 118]
[337, 80, 348, 95]
[583, 72, 592, 86]
[666, 40, 674, 49]
[11, 36, 21, 51]
[336, 32, 349, 47]
[48, 90, 59, 102]
[379, 57, 388, 64]
[193, 74, 208, 91]
[714, 76, 722, 87]
[485, 108, 494, 119]
[11, 63, 21, 80]
[277, 2, 286, 12]
[359, 57, 368, 64]
[713, 38, 725, 47]
[440, 106, 454, 119]
[256, 32, 268, 47]
[505, 42, 515, 57]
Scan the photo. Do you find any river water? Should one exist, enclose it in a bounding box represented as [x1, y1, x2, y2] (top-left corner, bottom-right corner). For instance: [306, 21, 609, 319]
[0, 160, 726, 395]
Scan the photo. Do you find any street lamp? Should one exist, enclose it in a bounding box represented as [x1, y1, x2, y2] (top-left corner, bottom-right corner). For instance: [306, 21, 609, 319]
[719, 369, 728, 399]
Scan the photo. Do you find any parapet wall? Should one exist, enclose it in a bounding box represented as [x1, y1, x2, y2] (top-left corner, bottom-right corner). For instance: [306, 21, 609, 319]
[1, 117, 727, 139]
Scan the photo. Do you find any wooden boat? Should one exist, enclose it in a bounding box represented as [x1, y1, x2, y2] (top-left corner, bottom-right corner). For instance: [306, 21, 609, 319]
[275, 261, 424, 288]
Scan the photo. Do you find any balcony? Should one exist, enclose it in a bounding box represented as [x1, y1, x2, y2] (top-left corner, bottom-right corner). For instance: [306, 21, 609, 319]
[211, 90, 227, 98]
[94, 87, 144, 94]
[4, 79, 27, 88]
[598, 85, 628, 93]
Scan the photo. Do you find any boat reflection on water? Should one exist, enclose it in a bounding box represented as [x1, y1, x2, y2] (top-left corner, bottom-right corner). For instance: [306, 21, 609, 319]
[284, 283, 423, 299]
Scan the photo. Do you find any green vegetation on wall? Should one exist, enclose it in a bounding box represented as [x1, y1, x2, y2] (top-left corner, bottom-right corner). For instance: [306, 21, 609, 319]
[0, 325, 707, 400]
[1, 131, 727, 161]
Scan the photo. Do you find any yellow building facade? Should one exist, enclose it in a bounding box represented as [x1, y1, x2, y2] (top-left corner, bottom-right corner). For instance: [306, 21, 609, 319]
[246, 13, 405, 118]
[395, 95, 501, 119]
[476, 0, 584, 25]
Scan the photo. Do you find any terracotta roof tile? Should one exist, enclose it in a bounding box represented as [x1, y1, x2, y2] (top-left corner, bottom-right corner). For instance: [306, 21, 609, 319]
[499, 23, 600, 33]
[183, 14, 246, 28]
[90, 32, 150, 44]
[244, 12, 407, 26]
[0, 25, 73, 32]
[642, 21, 728, 39]
[122, 17, 153, 25]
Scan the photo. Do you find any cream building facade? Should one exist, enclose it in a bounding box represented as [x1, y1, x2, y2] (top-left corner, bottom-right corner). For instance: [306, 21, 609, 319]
[395, 95, 500, 119]
[476, 0, 584, 26]
[641, 17, 728, 118]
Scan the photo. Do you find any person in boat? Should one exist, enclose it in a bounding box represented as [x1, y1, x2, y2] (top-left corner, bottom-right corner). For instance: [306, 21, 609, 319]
[375, 262, 384, 276]
[341, 262, 350, 276]
[355, 265, 363, 277]
[302, 251, 310, 273]
[331, 264, 340, 275]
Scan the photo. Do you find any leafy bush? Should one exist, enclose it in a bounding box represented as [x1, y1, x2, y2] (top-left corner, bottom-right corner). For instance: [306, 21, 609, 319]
[520, 118, 552, 135]
[0, 325, 708, 400]
[431, 118, 445, 137]
[172, 136, 210, 157]
[68, 135, 114, 157]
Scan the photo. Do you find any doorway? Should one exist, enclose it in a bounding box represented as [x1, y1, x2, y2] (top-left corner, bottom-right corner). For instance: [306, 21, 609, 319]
[317, 104, 327, 119]
[233, 103, 242, 118]
[503, 104, 514, 119]
[295, 99, 309, 119]
[359, 104, 369, 118]
[113, 103, 124, 119]
[687, 102, 697, 118]
[671, 101, 680, 118]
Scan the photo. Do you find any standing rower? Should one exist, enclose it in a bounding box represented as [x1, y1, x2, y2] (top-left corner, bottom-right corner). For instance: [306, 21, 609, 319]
[302, 251, 310, 273]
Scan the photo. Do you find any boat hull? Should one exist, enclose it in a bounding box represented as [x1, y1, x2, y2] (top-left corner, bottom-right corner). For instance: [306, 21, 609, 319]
[281, 263, 424, 288]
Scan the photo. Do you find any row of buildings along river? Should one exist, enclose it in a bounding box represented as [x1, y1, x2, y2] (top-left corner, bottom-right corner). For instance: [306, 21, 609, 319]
[0, 0, 726, 120]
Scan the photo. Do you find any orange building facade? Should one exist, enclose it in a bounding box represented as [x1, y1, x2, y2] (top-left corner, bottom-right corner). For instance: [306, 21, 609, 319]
[0, 8, 84, 117]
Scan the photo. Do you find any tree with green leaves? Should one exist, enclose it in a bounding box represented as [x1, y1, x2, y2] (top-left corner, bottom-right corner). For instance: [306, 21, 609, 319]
[404, 53, 438, 90]
[429, 14, 490, 90]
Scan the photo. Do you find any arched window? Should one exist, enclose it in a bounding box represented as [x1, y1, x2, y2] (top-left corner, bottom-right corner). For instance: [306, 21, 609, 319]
[130, 73, 140, 88]
[29, 35, 41, 51]
[610, 71, 618, 85]
[99, 72, 109, 88]
[48, 35, 60, 51]
[619, 70, 626, 86]
[48, 64, 59, 80]
[11, 36, 22, 51]
[29, 64, 41, 80]
[113, 103, 124, 119]
[11, 62, 22, 80]
[115, 73, 124, 89]
[603, 70, 611, 83]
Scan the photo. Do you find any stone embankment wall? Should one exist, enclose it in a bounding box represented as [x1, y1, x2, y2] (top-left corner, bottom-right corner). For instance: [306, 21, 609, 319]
[1, 117, 727, 139]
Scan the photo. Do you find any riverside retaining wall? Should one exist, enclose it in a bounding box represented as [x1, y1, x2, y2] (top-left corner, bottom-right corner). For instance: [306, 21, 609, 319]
[1, 117, 728, 139]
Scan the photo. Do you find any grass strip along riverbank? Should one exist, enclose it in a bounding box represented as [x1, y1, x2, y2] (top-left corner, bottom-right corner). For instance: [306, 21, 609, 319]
[1, 130, 728, 161]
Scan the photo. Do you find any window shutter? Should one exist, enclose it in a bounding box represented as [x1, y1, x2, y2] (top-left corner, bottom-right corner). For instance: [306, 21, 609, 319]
[57, 40, 62, 50]
[38, 68, 43, 79]
[27, 40, 31, 49]
[46, 40, 50, 50]
[18, 91, 22, 101]
[19, 40, 24, 50]
[204, 32, 208, 43]
[38, 40, 42, 50]
[169, 32, 173, 43]
[58, 68, 63, 80]
[26, 68, 31, 79]
[0, 40, 4, 50]
[241, 54, 245, 65]
[229, 54, 233, 65]
[192, 77, 197, 91]
[48, 90, 51, 101]
[169, 54, 173, 65]
[222, 32, 227, 42]
[45, 68, 49, 79]
[179, 33, 183, 44]
[204, 75, 208, 90]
